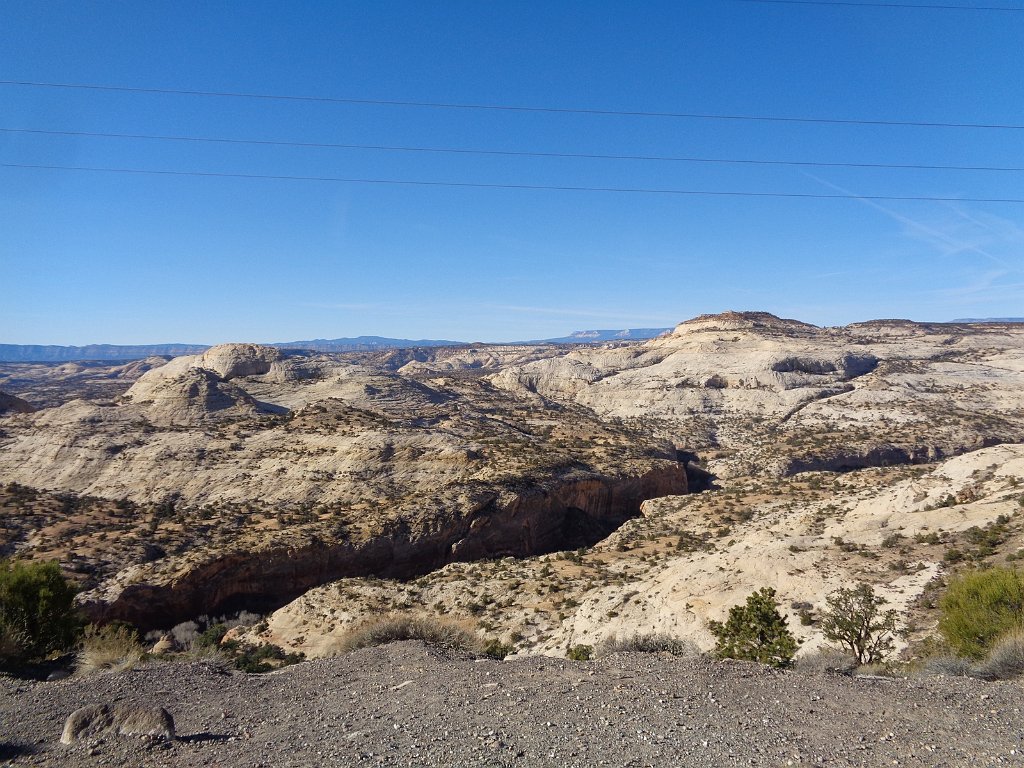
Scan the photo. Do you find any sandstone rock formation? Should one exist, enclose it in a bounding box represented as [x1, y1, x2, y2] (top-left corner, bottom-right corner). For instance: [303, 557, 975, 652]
[194, 343, 280, 380]
[2, 312, 1024, 654]
[247, 443, 1024, 660]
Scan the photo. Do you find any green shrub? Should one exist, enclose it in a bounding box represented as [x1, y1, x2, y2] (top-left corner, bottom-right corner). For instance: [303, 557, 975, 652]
[482, 638, 514, 660]
[709, 587, 799, 668]
[232, 642, 304, 673]
[195, 622, 229, 649]
[939, 567, 1024, 659]
[566, 644, 593, 661]
[597, 632, 697, 657]
[819, 584, 899, 665]
[0, 559, 80, 665]
[336, 614, 478, 654]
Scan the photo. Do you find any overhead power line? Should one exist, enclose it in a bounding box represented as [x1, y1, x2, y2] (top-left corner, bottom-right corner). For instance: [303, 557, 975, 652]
[2, 80, 1023, 130]
[736, 0, 1024, 11]
[4, 127, 1023, 173]
[4, 162, 1024, 203]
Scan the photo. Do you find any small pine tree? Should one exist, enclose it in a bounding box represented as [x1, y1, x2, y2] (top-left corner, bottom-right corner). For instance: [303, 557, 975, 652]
[709, 587, 799, 668]
[819, 583, 899, 665]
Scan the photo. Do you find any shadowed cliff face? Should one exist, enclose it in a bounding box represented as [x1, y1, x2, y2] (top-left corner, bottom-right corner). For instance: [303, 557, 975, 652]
[79, 464, 687, 630]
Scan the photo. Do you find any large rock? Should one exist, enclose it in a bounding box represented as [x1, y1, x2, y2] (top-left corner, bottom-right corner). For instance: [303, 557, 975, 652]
[196, 343, 280, 380]
[60, 703, 174, 744]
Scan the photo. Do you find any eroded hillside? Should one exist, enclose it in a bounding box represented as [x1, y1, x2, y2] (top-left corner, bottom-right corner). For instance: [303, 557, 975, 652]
[0, 343, 684, 628]
[2, 312, 1024, 654]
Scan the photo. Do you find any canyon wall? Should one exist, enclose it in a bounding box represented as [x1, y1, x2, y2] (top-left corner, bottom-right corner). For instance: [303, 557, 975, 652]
[79, 464, 687, 629]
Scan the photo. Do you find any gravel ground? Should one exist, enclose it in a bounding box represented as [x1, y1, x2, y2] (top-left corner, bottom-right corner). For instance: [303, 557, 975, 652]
[1, 642, 1022, 767]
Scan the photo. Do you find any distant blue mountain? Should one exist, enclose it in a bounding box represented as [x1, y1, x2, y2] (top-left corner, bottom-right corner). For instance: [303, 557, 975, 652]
[537, 328, 672, 344]
[0, 343, 208, 363]
[271, 336, 464, 352]
[0, 328, 669, 362]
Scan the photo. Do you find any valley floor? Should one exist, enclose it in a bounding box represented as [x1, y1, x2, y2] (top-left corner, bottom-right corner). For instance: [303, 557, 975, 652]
[2, 641, 1021, 767]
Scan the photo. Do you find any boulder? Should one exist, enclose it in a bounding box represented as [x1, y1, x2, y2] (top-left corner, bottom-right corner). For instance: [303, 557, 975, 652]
[60, 704, 174, 744]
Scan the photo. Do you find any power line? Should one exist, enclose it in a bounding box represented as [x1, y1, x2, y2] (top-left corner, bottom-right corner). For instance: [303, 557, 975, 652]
[736, 0, 1024, 10]
[2, 80, 1023, 130]
[4, 162, 1024, 203]
[4, 127, 1023, 173]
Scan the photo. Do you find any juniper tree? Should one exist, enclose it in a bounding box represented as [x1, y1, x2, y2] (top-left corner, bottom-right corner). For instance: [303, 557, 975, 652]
[819, 583, 899, 665]
[709, 587, 799, 668]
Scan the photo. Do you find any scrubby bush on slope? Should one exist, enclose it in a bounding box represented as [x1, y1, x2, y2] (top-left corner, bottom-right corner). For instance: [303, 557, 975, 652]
[939, 567, 1024, 659]
[0, 559, 79, 666]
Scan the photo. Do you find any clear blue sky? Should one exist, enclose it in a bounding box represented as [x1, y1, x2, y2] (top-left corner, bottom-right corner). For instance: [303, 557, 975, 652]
[2, 1, 1023, 344]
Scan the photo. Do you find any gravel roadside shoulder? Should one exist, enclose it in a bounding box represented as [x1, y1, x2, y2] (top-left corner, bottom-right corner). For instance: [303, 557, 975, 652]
[2, 642, 1022, 767]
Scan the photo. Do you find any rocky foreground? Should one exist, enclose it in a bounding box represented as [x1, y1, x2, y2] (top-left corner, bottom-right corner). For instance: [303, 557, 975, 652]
[2, 642, 1021, 767]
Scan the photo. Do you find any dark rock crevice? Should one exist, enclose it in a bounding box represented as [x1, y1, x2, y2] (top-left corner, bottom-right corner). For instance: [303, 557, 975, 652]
[79, 464, 687, 631]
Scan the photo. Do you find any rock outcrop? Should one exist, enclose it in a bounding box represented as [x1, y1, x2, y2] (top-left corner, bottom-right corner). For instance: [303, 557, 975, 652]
[123, 367, 262, 424]
[0, 390, 35, 415]
[194, 343, 280, 380]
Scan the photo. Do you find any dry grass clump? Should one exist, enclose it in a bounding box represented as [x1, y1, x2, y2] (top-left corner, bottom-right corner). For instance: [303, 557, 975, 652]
[0, 625, 28, 667]
[597, 632, 698, 658]
[75, 624, 145, 676]
[919, 654, 971, 678]
[334, 614, 479, 654]
[793, 649, 857, 676]
[970, 629, 1024, 681]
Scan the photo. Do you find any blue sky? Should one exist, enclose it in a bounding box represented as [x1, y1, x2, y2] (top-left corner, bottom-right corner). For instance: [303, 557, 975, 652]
[2, 1, 1023, 344]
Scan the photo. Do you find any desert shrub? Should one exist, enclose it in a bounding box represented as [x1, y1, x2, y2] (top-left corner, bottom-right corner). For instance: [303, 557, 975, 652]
[336, 614, 478, 654]
[597, 632, 698, 658]
[793, 649, 857, 676]
[854, 662, 895, 677]
[708, 587, 799, 668]
[939, 567, 1024, 659]
[0, 559, 80, 665]
[920, 654, 971, 678]
[232, 642, 304, 673]
[970, 628, 1024, 681]
[566, 644, 593, 661]
[0, 624, 27, 664]
[195, 623, 229, 649]
[170, 620, 200, 650]
[482, 638, 514, 660]
[75, 623, 144, 676]
[819, 583, 900, 665]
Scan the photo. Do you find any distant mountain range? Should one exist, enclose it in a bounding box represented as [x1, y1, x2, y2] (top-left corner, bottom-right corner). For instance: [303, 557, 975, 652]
[533, 328, 672, 344]
[0, 328, 672, 362]
[272, 336, 462, 353]
[0, 343, 210, 363]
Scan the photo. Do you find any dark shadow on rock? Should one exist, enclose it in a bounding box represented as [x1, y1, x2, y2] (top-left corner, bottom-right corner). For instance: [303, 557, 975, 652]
[254, 400, 290, 415]
[676, 450, 717, 491]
